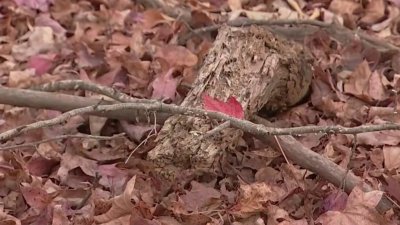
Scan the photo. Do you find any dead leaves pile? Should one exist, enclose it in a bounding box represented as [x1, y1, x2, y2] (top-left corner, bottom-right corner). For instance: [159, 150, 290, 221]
[0, 0, 399, 224]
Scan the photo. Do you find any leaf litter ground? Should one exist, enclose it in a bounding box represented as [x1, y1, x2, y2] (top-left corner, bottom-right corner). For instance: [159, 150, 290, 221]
[0, 0, 399, 224]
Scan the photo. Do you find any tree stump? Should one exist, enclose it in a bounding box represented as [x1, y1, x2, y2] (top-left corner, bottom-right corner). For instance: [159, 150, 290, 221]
[147, 25, 313, 179]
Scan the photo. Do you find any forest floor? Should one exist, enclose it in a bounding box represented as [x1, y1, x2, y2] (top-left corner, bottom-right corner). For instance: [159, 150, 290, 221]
[0, 0, 400, 224]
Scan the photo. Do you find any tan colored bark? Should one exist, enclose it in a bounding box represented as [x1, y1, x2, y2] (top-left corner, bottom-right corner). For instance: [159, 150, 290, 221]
[147, 25, 312, 178]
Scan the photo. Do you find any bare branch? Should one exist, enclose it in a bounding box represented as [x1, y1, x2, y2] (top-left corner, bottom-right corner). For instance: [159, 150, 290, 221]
[179, 18, 330, 44]
[0, 133, 126, 151]
[1, 101, 400, 143]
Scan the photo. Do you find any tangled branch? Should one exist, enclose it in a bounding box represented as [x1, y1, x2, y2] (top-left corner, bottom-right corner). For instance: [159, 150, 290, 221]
[0, 80, 395, 213]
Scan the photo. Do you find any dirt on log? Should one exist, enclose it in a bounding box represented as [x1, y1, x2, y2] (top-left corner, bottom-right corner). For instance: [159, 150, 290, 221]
[147, 25, 313, 178]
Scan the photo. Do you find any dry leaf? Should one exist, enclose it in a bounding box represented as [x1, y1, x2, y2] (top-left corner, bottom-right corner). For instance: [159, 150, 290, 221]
[360, 0, 385, 25]
[383, 146, 400, 170]
[228, 0, 242, 11]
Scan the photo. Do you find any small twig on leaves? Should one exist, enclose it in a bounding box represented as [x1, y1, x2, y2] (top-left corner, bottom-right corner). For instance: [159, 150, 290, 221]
[125, 131, 157, 164]
[276, 123, 400, 135]
[0, 133, 126, 151]
[340, 134, 357, 191]
[201, 121, 231, 140]
[125, 111, 159, 163]
[75, 172, 101, 210]
[274, 135, 306, 191]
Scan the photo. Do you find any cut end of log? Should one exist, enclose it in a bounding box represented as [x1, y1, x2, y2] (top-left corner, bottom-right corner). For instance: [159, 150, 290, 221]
[147, 25, 313, 179]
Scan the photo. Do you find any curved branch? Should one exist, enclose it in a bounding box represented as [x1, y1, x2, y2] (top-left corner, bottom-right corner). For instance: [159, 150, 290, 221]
[1, 89, 400, 141]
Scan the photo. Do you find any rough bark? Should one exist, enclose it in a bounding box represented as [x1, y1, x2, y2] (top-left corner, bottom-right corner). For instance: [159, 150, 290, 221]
[147, 25, 313, 178]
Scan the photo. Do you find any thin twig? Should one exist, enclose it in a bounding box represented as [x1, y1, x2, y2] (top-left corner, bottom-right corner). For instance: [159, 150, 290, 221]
[274, 135, 305, 190]
[179, 17, 400, 52]
[32, 80, 142, 103]
[75, 173, 101, 210]
[125, 131, 157, 164]
[340, 134, 357, 191]
[125, 111, 158, 163]
[201, 121, 231, 140]
[0, 133, 126, 151]
[1, 102, 400, 142]
[179, 18, 330, 44]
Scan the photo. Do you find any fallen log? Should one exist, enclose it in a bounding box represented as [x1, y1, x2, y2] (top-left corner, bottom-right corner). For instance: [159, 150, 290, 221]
[147, 25, 313, 178]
